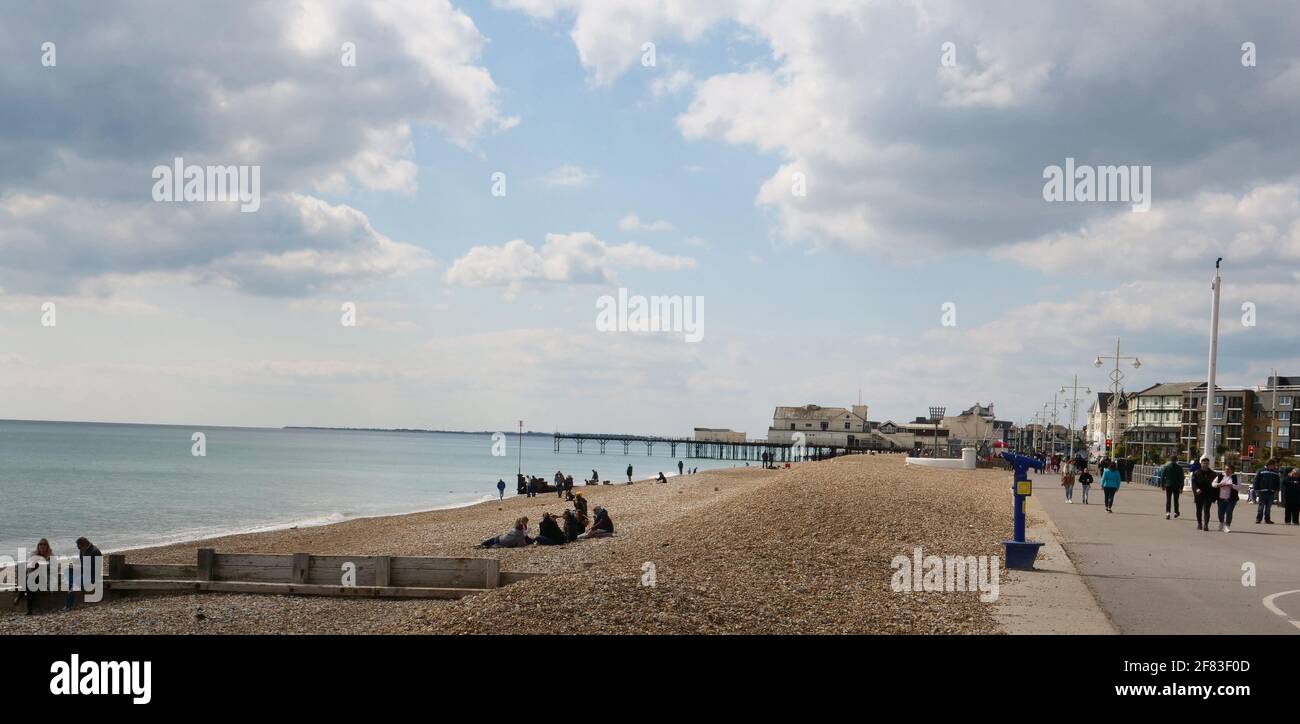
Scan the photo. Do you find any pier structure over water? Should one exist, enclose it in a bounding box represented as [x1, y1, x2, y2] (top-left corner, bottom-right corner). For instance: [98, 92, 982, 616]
[552, 432, 878, 462]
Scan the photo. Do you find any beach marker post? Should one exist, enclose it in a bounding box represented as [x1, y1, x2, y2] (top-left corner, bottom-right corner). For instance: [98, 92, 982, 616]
[1000, 451, 1045, 569]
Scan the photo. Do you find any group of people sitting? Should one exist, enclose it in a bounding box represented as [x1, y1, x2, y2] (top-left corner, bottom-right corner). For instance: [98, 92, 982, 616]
[476, 492, 615, 548]
[8, 536, 101, 615]
[512, 470, 606, 498]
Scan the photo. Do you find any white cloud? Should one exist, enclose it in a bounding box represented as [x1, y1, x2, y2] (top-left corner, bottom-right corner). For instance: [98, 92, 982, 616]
[445, 232, 695, 298]
[994, 180, 1300, 275]
[617, 213, 676, 231]
[505, 0, 1300, 266]
[0, 192, 435, 296]
[0, 0, 508, 296]
[540, 164, 599, 188]
[651, 69, 695, 98]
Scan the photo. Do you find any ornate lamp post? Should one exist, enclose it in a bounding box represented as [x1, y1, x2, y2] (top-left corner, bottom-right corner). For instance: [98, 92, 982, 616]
[1094, 338, 1141, 459]
[1061, 376, 1091, 464]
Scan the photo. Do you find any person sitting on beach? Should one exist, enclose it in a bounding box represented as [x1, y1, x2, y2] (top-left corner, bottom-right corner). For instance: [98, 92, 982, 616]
[12, 538, 53, 615]
[65, 537, 101, 611]
[562, 510, 584, 542]
[479, 517, 531, 548]
[572, 492, 588, 519]
[577, 506, 614, 539]
[534, 513, 567, 546]
[655, 472, 667, 484]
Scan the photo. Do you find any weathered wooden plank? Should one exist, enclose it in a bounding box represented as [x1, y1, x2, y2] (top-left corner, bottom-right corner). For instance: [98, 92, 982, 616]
[291, 553, 310, 584]
[212, 554, 293, 568]
[126, 564, 197, 580]
[388, 568, 492, 588]
[484, 558, 500, 589]
[107, 554, 126, 580]
[307, 556, 380, 586]
[106, 579, 482, 600]
[196, 548, 215, 581]
[389, 557, 493, 572]
[374, 556, 391, 587]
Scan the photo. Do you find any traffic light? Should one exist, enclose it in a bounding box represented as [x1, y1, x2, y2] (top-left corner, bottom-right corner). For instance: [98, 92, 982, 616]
[1105, 437, 1112, 451]
[1247, 444, 1256, 457]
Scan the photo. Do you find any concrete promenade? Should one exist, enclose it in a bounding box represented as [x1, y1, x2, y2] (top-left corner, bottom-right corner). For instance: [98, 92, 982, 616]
[1028, 469, 1300, 634]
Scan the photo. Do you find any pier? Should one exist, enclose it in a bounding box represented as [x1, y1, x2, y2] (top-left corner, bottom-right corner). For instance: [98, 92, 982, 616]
[552, 432, 879, 462]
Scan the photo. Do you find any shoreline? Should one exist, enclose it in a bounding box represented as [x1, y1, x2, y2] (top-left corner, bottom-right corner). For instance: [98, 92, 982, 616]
[110, 469, 705, 556]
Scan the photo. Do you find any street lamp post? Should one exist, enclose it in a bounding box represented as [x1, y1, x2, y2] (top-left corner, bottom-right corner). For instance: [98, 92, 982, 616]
[929, 406, 946, 458]
[1203, 259, 1222, 465]
[1094, 337, 1142, 460]
[1061, 375, 1091, 465]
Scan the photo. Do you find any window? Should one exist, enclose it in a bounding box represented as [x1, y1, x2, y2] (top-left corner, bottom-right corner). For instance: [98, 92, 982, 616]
[790, 424, 795, 430]
[1280, 426, 1290, 437]
[1281, 396, 1293, 406]
[1214, 409, 1223, 420]
[844, 422, 851, 430]
[1280, 411, 1291, 421]
[820, 421, 828, 431]
[1215, 396, 1225, 405]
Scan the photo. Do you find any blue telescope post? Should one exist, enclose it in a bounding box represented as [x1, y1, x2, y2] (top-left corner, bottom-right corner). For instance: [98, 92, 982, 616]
[1000, 451, 1045, 569]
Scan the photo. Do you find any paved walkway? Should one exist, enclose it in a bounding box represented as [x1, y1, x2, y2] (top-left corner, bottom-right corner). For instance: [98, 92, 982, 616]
[1029, 470, 1300, 634]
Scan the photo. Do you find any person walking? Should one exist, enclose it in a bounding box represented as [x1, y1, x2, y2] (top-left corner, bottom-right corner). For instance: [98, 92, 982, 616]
[1212, 464, 1245, 532]
[1283, 468, 1300, 525]
[626, 463, 633, 483]
[525, 476, 536, 498]
[1061, 468, 1076, 503]
[1100, 460, 1121, 512]
[678, 460, 684, 476]
[1191, 456, 1217, 531]
[496, 478, 506, 500]
[1254, 459, 1282, 525]
[1159, 455, 1184, 520]
[1078, 467, 1094, 504]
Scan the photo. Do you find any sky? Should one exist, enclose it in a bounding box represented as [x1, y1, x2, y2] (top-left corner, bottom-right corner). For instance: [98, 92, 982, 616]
[2, 0, 1300, 436]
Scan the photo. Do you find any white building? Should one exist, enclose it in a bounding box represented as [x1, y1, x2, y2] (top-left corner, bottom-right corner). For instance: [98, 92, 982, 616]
[1087, 391, 1132, 452]
[767, 403, 871, 447]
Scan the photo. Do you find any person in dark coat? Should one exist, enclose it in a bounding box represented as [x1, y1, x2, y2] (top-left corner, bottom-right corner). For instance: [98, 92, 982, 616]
[1191, 457, 1217, 531]
[1283, 468, 1300, 525]
[1159, 456, 1184, 519]
[534, 513, 566, 545]
[1254, 459, 1282, 524]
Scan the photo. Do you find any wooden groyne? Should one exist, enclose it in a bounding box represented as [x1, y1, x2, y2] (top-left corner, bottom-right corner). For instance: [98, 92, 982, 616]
[102, 549, 541, 600]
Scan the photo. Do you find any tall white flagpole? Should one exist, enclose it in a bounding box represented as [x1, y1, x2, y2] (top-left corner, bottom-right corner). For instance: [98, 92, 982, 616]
[1202, 259, 1222, 465]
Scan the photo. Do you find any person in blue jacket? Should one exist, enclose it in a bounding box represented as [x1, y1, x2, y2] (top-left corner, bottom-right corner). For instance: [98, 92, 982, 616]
[1100, 460, 1122, 513]
[496, 478, 506, 500]
[1254, 459, 1282, 524]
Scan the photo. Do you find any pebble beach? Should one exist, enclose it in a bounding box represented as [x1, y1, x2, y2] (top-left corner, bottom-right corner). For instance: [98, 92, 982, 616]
[2, 454, 1019, 634]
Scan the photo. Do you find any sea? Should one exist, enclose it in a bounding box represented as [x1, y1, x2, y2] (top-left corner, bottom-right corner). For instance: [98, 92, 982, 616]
[0, 420, 737, 556]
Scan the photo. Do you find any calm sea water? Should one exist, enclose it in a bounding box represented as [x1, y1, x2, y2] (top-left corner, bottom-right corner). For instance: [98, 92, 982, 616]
[0, 420, 735, 555]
